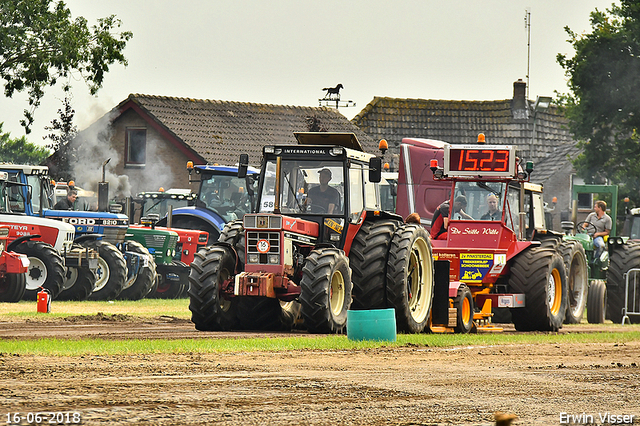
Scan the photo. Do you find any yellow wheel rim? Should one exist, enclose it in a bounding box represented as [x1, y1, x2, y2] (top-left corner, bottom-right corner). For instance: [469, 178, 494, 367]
[548, 267, 563, 315]
[407, 236, 433, 323]
[461, 296, 471, 324]
[330, 270, 345, 316]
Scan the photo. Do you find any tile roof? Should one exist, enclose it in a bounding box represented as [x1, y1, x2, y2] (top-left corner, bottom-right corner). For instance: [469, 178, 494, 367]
[351, 96, 575, 165]
[116, 94, 377, 166]
[529, 141, 582, 184]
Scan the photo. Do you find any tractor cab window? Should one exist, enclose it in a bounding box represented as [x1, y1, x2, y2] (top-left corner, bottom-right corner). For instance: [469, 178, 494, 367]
[26, 175, 43, 214]
[451, 181, 505, 220]
[259, 159, 344, 215]
[505, 185, 522, 238]
[4, 173, 26, 213]
[199, 174, 253, 222]
[349, 164, 364, 222]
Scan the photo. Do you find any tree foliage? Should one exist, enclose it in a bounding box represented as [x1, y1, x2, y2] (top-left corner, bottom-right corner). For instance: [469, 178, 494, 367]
[0, 0, 132, 133]
[557, 1, 640, 200]
[43, 88, 77, 180]
[0, 122, 51, 165]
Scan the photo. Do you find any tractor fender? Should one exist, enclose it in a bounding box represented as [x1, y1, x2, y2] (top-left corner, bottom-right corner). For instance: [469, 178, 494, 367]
[74, 233, 102, 245]
[448, 280, 463, 298]
[506, 241, 535, 263]
[7, 235, 40, 252]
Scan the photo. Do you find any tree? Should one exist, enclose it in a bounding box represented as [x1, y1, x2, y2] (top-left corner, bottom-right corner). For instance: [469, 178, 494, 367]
[0, 0, 132, 133]
[0, 122, 51, 164]
[43, 87, 77, 180]
[557, 1, 640, 201]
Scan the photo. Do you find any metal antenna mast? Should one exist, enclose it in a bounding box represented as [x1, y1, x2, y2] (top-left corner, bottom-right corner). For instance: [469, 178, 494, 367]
[525, 9, 531, 100]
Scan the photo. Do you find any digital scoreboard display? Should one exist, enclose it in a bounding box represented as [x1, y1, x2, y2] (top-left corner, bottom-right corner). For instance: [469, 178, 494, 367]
[444, 145, 516, 177]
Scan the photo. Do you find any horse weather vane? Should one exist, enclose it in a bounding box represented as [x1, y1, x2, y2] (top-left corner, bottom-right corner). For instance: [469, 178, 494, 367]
[319, 84, 356, 109]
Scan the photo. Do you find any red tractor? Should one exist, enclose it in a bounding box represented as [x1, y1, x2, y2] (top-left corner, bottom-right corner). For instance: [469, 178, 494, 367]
[188, 132, 435, 333]
[396, 135, 570, 332]
[0, 225, 29, 302]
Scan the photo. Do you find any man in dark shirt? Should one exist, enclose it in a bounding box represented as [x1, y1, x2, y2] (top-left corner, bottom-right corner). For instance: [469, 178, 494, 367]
[430, 195, 471, 240]
[54, 189, 77, 210]
[307, 168, 340, 213]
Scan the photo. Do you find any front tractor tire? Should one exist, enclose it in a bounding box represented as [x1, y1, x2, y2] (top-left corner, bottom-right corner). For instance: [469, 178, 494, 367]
[0, 273, 26, 302]
[586, 280, 607, 324]
[87, 241, 127, 301]
[559, 241, 589, 324]
[454, 283, 474, 334]
[118, 241, 156, 300]
[509, 247, 568, 331]
[57, 267, 96, 301]
[188, 246, 238, 331]
[386, 224, 434, 333]
[15, 241, 65, 300]
[300, 249, 352, 334]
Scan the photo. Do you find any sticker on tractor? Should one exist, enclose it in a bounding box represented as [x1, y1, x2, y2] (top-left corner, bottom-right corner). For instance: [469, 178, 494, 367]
[459, 253, 493, 283]
[324, 218, 343, 234]
[257, 239, 270, 254]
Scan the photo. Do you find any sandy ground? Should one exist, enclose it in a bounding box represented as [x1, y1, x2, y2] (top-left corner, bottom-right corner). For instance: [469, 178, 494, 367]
[1, 316, 639, 426]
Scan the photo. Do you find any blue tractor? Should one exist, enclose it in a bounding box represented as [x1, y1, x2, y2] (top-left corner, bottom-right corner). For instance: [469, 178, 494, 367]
[157, 164, 259, 242]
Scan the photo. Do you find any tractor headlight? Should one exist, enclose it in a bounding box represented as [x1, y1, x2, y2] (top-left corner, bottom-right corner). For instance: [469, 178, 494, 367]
[268, 254, 279, 264]
[248, 254, 259, 264]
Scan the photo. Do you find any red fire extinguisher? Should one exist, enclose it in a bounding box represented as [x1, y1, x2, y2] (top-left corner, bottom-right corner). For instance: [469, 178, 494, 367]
[37, 288, 51, 313]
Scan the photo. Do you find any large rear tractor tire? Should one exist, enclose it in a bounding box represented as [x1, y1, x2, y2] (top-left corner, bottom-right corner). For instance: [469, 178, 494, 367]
[608, 242, 640, 324]
[0, 273, 26, 302]
[454, 283, 474, 334]
[57, 267, 96, 301]
[300, 249, 352, 334]
[219, 220, 245, 267]
[386, 224, 434, 333]
[188, 246, 239, 331]
[118, 241, 156, 300]
[587, 280, 607, 324]
[349, 220, 399, 310]
[509, 247, 567, 331]
[86, 241, 127, 301]
[15, 241, 65, 300]
[559, 241, 589, 324]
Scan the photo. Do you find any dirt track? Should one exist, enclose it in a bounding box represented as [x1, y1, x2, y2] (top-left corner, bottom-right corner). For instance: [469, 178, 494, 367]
[1, 316, 640, 425]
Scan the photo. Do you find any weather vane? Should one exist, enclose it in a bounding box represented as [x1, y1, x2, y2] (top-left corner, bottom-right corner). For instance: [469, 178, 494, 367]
[319, 84, 356, 109]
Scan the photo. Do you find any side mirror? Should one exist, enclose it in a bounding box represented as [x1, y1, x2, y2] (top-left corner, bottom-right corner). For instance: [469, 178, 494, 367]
[238, 154, 249, 178]
[369, 157, 382, 183]
[390, 181, 397, 197]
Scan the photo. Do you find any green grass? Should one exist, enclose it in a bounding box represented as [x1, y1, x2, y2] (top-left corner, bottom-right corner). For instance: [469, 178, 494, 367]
[0, 299, 191, 319]
[1, 331, 640, 356]
[2, 299, 640, 356]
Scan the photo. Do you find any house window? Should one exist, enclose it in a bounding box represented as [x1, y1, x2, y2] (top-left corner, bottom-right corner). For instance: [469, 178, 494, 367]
[126, 128, 146, 166]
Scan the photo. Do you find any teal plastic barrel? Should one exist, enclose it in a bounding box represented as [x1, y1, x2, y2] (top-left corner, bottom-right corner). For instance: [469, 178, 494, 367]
[347, 308, 397, 342]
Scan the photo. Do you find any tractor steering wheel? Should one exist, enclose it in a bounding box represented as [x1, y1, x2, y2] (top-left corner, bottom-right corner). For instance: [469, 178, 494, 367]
[576, 221, 597, 235]
[308, 204, 327, 213]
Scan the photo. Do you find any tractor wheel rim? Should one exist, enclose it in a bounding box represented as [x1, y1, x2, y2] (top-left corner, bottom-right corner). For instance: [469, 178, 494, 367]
[462, 296, 471, 324]
[408, 236, 432, 323]
[26, 256, 47, 290]
[330, 270, 345, 316]
[93, 257, 111, 292]
[548, 267, 562, 315]
[62, 267, 78, 291]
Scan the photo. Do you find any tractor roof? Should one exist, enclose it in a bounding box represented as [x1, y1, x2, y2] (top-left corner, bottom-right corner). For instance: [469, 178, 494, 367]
[294, 132, 364, 152]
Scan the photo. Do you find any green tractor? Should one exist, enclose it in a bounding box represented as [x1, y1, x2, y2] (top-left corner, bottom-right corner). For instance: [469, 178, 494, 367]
[561, 184, 640, 324]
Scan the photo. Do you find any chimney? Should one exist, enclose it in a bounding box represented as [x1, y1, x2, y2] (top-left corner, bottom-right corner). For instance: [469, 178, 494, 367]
[511, 79, 529, 119]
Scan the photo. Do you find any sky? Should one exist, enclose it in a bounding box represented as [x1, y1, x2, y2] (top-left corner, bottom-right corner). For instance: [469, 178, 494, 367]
[0, 0, 619, 146]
